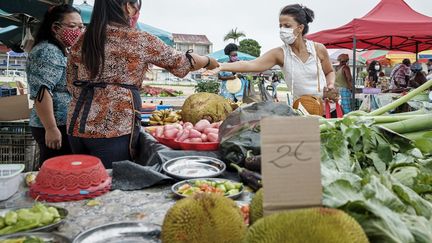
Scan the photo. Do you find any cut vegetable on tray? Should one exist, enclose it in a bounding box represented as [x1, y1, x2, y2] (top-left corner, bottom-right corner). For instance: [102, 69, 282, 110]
[175, 179, 243, 197]
[1, 236, 46, 243]
[0, 203, 62, 236]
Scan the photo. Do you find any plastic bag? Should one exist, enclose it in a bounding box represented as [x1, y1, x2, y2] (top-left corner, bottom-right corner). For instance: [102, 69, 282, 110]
[243, 80, 273, 104]
[359, 94, 381, 112]
[219, 102, 298, 168]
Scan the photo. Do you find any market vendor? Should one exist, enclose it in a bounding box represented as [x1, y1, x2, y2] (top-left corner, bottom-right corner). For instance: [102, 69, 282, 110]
[409, 62, 427, 88]
[26, 5, 84, 166]
[212, 4, 337, 113]
[390, 58, 411, 89]
[67, 0, 218, 168]
[366, 61, 381, 88]
[427, 59, 432, 78]
[218, 43, 249, 102]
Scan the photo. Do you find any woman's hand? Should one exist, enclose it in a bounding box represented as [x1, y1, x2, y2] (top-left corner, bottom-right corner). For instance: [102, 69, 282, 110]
[207, 63, 222, 75]
[326, 83, 335, 90]
[206, 57, 219, 70]
[45, 127, 62, 150]
[324, 86, 339, 102]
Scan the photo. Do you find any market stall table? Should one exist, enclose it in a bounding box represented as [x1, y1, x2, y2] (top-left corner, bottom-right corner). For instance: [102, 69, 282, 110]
[0, 173, 252, 240]
[355, 93, 399, 110]
[0, 131, 253, 240]
[355, 92, 432, 112]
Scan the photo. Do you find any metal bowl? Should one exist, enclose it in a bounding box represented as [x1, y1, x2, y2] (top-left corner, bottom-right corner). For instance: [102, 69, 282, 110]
[162, 156, 226, 180]
[171, 178, 244, 200]
[73, 221, 161, 243]
[0, 205, 68, 236]
[0, 232, 71, 243]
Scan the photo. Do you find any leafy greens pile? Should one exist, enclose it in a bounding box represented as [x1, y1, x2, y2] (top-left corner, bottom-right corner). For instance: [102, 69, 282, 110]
[321, 117, 432, 243]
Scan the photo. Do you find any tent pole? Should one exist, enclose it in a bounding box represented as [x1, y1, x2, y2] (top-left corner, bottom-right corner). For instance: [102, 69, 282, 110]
[351, 37, 357, 111]
[6, 52, 9, 74]
[416, 42, 419, 62]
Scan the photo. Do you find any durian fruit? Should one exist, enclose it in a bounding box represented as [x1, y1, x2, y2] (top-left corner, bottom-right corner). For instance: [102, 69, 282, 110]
[181, 92, 232, 124]
[245, 207, 369, 243]
[162, 193, 247, 243]
[250, 188, 263, 224]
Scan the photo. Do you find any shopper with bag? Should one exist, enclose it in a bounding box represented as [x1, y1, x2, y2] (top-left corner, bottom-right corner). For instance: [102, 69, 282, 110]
[211, 4, 337, 115]
[218, 43, 249, 102]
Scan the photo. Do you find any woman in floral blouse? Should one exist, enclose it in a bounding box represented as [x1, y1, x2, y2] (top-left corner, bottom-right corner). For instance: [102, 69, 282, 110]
[67, 0, 218, 168]
[26, 5, 84, 166]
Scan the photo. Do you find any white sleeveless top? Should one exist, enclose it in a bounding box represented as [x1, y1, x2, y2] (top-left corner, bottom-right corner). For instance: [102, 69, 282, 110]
[281, 40, 327, 100]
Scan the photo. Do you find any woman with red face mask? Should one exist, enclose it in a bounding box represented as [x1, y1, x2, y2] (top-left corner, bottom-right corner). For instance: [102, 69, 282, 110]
[26, 5, 84, 167]
[67, 0, 218, 168]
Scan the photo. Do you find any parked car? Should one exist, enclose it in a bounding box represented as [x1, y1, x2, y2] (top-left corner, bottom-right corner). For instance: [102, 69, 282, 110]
[165, 77, 181, 82]
[182, 78, 198, 83]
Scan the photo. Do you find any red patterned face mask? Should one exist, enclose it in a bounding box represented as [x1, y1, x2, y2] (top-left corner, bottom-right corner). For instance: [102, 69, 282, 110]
[56, 27, 83, 47]
[129, 10, 140, 28]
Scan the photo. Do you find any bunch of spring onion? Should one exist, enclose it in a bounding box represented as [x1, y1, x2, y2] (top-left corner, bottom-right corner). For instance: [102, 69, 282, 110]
[319, 79, 432, 153]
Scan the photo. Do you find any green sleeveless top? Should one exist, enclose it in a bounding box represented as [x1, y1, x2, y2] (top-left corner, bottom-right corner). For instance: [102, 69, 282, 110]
[335, 66, 349, 89]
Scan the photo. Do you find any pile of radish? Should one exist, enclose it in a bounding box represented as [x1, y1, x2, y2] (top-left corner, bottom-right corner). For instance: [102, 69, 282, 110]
[152, 119, 221, 143]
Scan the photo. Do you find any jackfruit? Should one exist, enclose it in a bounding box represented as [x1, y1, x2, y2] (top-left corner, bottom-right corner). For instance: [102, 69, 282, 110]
[250, 188, 263, 224]
[245, 207, 369, 243]
[181, 92, 232, 124]
[161, 193, 246, 243]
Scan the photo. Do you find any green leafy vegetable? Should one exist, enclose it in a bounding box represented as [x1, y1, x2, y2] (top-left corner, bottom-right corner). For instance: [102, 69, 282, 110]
[321, 116, 432, 242]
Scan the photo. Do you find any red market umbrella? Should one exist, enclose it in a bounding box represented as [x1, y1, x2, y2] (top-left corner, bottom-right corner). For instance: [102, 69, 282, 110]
[307, 0, 432, 53]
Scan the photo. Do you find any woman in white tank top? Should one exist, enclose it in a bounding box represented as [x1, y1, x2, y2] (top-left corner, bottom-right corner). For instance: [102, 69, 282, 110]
[214, 4, 336, 103]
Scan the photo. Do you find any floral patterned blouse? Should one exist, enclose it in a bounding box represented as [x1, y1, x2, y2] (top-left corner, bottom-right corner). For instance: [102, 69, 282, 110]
[67, 24, 192, 138]
[26, 41, 70, 128]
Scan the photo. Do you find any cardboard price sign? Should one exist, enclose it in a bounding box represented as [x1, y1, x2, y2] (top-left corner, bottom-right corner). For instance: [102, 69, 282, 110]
[261, 117, 322, 216]
[0, 95, 31, 121]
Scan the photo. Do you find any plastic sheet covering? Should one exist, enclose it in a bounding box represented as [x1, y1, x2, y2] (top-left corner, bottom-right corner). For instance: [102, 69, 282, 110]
[219, 102, 298, 168]
[112, 160, 174, 191]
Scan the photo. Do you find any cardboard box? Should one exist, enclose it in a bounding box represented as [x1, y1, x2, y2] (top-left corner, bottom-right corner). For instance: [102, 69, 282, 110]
[0, 94, 31, 121]
[261, 117, 322, 216]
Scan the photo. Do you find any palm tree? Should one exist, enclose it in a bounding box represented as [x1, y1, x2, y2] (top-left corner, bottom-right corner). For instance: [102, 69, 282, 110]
[223, 28, 246, 43]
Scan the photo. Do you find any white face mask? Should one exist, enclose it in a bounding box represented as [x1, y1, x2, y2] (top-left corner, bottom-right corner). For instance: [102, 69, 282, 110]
[280, 27, 298, 45]
[375, 65, 380, 71]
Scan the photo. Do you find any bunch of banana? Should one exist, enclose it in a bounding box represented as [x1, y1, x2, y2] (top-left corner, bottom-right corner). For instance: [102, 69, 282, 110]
[149, 109, 182, 125]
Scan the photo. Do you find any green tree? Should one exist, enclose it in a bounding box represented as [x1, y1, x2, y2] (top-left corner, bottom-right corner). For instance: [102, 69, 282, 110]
[239, 39, 261, 57]
[223, 28, 246, 43]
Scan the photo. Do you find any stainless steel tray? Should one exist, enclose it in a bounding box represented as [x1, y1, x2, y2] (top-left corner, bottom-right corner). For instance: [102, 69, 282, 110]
[171, 178, 244, 200]
[162, 156, 226, 180]
[0, 206, 68, 236]
[73, 222, 161, 243]
[0, 232, 71, 243]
